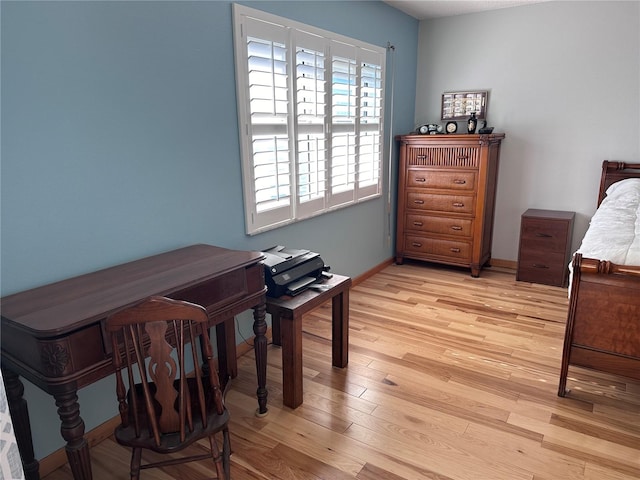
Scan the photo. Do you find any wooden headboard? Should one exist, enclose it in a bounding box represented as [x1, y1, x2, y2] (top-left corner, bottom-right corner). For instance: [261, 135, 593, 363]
[597, 160, 640, 207]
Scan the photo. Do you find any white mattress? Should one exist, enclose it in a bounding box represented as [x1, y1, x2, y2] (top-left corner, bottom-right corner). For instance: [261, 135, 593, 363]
[568, 178, 640, 294]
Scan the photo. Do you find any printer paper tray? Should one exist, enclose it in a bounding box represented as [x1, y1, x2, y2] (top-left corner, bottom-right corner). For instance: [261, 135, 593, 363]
[286, 276, 318, 296]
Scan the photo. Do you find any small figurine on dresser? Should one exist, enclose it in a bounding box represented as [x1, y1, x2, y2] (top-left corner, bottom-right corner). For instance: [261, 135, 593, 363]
[467, 112, 477, 134]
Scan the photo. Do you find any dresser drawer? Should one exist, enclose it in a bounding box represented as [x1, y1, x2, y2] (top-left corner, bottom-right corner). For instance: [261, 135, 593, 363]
[407, 169, 476, 191]
[406, 192, 475, 215]
[519, 218, 571, 252]
[406, 146, 480, 169]
[404, 235, 471, 262]
[405, 214, 473, 237]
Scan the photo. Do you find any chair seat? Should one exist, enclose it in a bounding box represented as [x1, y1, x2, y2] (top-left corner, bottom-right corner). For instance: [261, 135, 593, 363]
[115, 409, 229, 453]
[115, 376, 229, 453]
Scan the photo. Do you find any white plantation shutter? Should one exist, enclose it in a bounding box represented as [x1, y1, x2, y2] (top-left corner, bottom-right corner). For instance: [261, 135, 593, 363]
[233, 5, 385, 234]
[330, 41, 357, 207]
[357, 48, 383, 200]
[237, 17, 293, 231]
[294, 31, 327, 219]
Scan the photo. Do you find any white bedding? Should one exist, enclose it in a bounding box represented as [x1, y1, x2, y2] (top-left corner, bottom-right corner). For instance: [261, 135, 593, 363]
[568, 178, 640, 294]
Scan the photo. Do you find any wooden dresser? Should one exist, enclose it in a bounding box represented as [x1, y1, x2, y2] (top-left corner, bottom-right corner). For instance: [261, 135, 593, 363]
[516, 209, 575, 287]
[395, 133, 505, 277]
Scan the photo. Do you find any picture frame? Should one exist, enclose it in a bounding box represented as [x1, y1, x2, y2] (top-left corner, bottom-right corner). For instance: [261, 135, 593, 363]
[441, 90, 488, 121]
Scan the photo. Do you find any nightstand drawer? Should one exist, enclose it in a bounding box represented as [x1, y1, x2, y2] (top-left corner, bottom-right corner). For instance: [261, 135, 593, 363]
[520, 218, 571, 251]
[518, 250, 566, 273]
[517, 264, 567, 286]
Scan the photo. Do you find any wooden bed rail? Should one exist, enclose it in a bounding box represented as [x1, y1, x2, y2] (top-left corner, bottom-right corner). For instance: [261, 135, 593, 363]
[575, 254, 640, 277]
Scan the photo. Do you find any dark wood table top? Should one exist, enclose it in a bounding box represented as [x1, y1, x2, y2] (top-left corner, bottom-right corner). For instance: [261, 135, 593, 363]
[1, 244, 264, 336]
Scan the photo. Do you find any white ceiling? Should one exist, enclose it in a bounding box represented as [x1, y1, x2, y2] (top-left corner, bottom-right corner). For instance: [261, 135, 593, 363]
[383, 0, 551, 20]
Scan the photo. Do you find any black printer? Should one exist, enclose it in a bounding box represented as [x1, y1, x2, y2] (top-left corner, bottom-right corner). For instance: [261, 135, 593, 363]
[261, 246, 328, 297]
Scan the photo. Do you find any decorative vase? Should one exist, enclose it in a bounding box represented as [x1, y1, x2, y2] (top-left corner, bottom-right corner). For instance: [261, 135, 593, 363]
[467, 112, 477, 134]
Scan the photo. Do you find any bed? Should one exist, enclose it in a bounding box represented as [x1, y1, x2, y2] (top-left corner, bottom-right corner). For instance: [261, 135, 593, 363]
[558, 160, 640, 397]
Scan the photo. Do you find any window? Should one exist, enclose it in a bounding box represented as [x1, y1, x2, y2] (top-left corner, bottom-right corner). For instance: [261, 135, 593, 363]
[233, 4, 385, 235]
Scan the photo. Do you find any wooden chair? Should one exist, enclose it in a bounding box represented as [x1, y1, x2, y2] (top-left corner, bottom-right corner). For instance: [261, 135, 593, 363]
[105, 296, 231, 480]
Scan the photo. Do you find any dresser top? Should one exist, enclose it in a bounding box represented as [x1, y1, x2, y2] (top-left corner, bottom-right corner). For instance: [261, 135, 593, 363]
[396, 133, 505, 145]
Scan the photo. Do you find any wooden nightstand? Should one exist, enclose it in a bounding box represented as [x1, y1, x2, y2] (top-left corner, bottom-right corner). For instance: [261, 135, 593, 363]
[517, 209, 575, 287]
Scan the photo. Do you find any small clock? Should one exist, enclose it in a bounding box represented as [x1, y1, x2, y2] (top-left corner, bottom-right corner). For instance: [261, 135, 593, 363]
[446, 121, 458, 134]
[418, 124, 430, 134]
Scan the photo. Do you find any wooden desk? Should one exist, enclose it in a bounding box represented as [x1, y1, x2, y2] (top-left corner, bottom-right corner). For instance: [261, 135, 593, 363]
[266, 274, 351, 409]
[0, 244, 268, 480]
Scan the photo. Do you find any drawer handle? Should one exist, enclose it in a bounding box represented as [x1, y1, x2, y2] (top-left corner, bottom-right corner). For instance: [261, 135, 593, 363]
[450, 248, 461, 253]
[415, 177, 426, 182]
[453, 179, 466, 185]
[414, 199, 425, 205]
[450, 226, 463, 231]
[456, 155, 469, 160]
[532, 264, 549, 269]
[412, 242, 422, 247]
[453, 202, 464, 208]
[413, 221, 424, 227]
[535, 233, 552, 238]
[416, 155, 428, 161]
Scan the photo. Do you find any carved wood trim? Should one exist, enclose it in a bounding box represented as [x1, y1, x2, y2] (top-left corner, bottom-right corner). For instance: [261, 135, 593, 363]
[579, 256, 640, 277]
[39, 341, 71, 377]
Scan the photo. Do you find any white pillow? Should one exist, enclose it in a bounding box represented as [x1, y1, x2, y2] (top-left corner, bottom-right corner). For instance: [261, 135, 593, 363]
[605, 178, 640, 200]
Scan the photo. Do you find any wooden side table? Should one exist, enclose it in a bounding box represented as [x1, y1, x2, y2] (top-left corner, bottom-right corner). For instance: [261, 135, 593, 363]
[266, 274, 351, 409]
[517, 209, 575, 287]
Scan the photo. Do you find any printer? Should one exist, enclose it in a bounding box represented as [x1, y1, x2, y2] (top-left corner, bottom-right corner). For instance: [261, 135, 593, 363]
[261, 246, 328, 297]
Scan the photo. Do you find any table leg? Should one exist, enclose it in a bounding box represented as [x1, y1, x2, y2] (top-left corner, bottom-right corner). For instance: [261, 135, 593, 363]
[2, 368, 40, 480]
[252, 300, 269, 416]
[280, 311, 304, 409]
[332, 289, 349, 368]
[271, 311, 282, 346]
[53, 386, 93, 480]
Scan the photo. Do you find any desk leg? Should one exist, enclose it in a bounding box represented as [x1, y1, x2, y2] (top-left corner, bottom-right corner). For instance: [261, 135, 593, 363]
[53, 386, 93, 480]
[2, 368, 40, 480]
[279, 311, 303, 409]
[332, 289, 349, 368]
[252, 300, 269, 416]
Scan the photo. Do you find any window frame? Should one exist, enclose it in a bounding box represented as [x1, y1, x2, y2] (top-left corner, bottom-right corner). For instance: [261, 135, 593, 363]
[232, 4, 386, 235]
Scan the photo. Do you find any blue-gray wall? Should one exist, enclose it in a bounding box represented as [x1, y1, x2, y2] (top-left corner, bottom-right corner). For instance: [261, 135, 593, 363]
[1, 0, 418, 459]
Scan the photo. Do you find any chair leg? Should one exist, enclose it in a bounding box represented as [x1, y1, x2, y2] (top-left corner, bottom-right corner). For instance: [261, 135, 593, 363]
[222, 427, 231, 480]
[208, 433, 226, 480]
[130, 448, 142, 480]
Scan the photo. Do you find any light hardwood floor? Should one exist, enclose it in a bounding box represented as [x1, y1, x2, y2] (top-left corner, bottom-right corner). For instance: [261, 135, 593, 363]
[44, 262, 640, 480]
